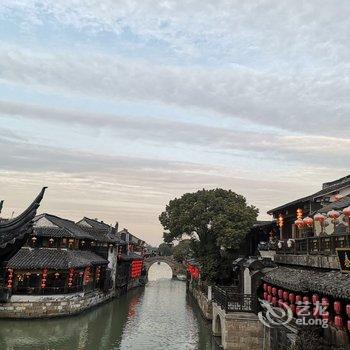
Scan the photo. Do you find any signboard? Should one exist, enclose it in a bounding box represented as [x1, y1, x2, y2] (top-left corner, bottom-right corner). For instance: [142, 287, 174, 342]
[336, 248, 350, 273]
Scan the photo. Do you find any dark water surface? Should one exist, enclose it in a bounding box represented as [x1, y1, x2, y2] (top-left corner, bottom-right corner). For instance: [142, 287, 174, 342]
[0, 263, 219, 350]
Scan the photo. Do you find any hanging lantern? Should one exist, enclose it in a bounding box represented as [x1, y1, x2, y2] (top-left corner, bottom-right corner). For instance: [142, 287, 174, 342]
[277, 214, 284, 228]
[322, 311, 330, 321]
[278, 289, 283, 298]
[267, 285, 272, 294]
[289, 293, 295, 303]
[283, 291, 289, 301]
[263, 283, 267, 291]
[314, 213, 326, 223]
[54, 272, 60, 278]
[334, 194, 343, 201]
[303, 217, 313, 227]
[303, 296, 310, 304]
[296, 208, 303, 220]
[295, 219, 304, 229]
[263, 292, 268, 300]
[343, 207, 350, 217]
[31, 236, 37, 243]
[312, 294, 319, 305]
[322, 297, 329, 307]
[272, 287, 277, 296]
[346, 304, 350, 317]
[335, 315, 343, 328]
[49, 238, 54, 244]
[328, 210, 340, 220]
[334, 301, 342, 315]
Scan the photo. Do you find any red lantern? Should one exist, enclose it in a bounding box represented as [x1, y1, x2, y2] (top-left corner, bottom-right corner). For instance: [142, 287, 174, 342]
[267, 285, 272, 294]
[303, 296, 310, 304]
[322, 311, 330, 320]
[322, 297, 329, 307]
[263, 292, 268, 300]
[314, 213, 325, 223]
[346, 304, 350, 317]
[334, 301, 342, 315]
[312, 294, 319, 305]
[328, 210, 340, 220]
[343, 207, 350, 217]
[303, 217, 313, 227]
[289, 293, 295, 303]
[278, 289, 283, 298]
[272, 287, 277, 296]
[267, 295, 272, 303]
[335, 315, 343, 328]
[263, 283, 267, 291]
[283, 291, 289, 301]
[295, 219, 304, 229]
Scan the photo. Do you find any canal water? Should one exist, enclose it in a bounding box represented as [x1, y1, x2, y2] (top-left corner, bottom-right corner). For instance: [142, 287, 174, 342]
[0, 263, 220, 350]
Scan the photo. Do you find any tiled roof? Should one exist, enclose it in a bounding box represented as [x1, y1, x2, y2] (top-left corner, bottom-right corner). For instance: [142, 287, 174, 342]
[263, 266, 350, 298]
[316, 195, 350, 214]
[79, 217, 112, 230]
[268, 175, 350, 214]
[34, 226, 92, 239]
[0, 188, 46, 260]
[7, 248, 108, 269]
[79, 226, 126, 245]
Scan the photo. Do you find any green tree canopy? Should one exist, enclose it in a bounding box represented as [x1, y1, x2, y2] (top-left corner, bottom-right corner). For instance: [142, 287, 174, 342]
[159, 188, 258, 281]
[173, 239, 192, 262]
[158, 242, 173, 256]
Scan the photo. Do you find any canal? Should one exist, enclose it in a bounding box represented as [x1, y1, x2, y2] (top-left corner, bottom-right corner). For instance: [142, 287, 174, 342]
[0, 263, 219, 350]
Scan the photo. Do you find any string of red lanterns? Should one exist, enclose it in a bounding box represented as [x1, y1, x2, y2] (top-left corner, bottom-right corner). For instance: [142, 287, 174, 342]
[262, 283, 350, 331]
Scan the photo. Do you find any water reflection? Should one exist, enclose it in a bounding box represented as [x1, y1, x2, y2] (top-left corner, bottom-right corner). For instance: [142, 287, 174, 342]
[0, 263, 219, 350]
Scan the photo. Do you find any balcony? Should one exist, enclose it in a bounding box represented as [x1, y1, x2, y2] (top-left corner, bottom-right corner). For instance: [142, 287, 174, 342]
[212, 286, 258, 313]
[277, 233, 350, 255]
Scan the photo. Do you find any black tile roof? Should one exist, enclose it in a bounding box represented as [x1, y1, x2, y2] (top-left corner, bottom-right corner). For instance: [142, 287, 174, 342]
[268, 175, 350, 214]
[263, 266, 350, 299]
[79, 226, 126, 245]
[7, 248, 108, 270]
[316, 195, 350, 214]
[0, 188, 46, 260]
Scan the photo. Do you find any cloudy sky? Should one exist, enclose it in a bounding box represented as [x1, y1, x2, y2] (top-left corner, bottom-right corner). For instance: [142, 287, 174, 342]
[0, 1, 349, 245]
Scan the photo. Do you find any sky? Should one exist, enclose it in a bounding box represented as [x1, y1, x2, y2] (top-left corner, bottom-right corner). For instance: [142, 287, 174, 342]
[0, 1, 349, 246]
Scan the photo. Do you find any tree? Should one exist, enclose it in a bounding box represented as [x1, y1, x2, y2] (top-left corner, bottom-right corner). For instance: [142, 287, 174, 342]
[159, 189, 258, 281]
[158, 242, 173, 256]
[173, 239, 192, 262]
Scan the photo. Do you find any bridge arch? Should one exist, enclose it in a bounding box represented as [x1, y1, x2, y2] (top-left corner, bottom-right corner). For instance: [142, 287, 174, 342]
[143, 256, 185, 278]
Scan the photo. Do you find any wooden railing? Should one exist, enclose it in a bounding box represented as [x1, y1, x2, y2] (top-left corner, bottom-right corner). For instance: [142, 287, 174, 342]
[277, 233, 350, 255]
[212, 286, 257, 313]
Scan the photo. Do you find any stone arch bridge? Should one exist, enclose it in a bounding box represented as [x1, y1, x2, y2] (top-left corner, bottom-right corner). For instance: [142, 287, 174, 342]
[144, 256, 186, 278]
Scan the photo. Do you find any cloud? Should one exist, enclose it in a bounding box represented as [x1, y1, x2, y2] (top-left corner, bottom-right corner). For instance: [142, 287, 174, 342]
[0, 46, 349, 139]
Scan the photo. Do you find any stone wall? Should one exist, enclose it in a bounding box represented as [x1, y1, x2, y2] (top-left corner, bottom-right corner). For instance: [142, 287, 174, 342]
[0, 290, 115, 319]
[212, 302, 263, 350]
[188, 283, 212, 320]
